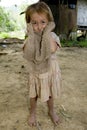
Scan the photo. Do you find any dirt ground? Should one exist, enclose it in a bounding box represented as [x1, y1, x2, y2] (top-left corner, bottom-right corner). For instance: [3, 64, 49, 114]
[0, 43, 87, 130]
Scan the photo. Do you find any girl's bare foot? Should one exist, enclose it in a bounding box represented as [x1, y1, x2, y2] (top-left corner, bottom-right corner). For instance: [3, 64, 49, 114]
[48, 111, 60, 125]
[28, 113, 36, 127]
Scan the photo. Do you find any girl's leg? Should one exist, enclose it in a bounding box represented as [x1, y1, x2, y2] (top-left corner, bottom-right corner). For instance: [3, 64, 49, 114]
[28, 97, 37, 126]
[47, 97, 60, 125]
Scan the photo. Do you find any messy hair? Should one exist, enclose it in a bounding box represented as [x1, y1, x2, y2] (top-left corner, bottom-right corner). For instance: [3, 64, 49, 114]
[25, 2, 54, 23]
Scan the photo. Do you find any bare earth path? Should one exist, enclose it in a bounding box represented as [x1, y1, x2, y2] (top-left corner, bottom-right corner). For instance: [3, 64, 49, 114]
[0, 44, 87, 130]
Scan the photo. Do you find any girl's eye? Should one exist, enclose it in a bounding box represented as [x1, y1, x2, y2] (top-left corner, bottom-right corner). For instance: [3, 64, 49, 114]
[31, 21, 37, 25]
[41, 21, 46, 24]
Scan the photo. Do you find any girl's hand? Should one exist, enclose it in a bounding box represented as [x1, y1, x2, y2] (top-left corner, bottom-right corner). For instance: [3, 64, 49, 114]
[43, 22, 55, 34]
[27, 23, 34, 36]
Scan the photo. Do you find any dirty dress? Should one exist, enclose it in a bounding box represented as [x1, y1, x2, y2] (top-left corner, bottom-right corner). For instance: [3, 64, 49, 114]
[27, 32, 61, 102]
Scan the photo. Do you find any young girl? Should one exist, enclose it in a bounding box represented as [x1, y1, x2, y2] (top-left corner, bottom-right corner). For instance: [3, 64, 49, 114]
[23, 2, 61, 127]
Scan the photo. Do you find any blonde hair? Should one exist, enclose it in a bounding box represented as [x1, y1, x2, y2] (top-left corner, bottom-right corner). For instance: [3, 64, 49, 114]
[25, 2, 54, 23]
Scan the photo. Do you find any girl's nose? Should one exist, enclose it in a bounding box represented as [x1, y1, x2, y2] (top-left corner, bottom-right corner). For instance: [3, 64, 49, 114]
[38, 24, 42, 31]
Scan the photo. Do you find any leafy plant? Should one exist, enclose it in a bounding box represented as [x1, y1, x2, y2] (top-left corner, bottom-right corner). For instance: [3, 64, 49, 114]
[0, 7, 16, 32]
[0, 32, 10, 38]
[61, 39, 87, 47]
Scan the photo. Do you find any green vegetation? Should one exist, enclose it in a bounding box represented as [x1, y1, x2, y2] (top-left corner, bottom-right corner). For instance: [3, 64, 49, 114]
[0, 6, 25, 39]
[0, 31, 25, 39]
[0, 7, 16, 32]
[61, 39, 87, 47]
[0, 32, 10, 38]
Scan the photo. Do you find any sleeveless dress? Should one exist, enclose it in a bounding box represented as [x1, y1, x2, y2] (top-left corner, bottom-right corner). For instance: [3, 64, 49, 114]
[27, 32, 61, 102]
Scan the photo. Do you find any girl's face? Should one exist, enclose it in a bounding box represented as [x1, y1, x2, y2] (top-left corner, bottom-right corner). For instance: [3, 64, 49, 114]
[30, 12, 49, 33]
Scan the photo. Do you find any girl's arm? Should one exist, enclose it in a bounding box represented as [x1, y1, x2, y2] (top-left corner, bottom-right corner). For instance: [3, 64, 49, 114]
[51, 32, 61, 47]
[50, 37, 58, 53]
[50, 32, 61, 53]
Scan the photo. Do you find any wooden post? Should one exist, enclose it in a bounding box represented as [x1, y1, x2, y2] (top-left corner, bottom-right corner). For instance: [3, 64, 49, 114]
[58, 1, 77, 40]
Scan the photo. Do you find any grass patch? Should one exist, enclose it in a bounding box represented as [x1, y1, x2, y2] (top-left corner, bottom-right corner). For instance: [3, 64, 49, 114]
[0, 32, 10, 38]
[0, 31, 25, 39]
[61, 39, 87, 47]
